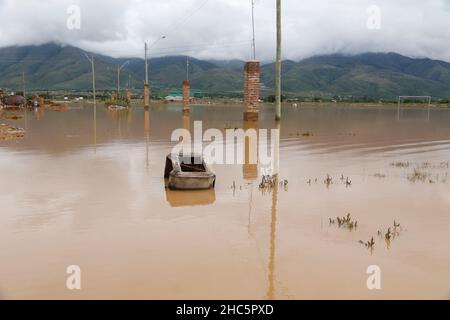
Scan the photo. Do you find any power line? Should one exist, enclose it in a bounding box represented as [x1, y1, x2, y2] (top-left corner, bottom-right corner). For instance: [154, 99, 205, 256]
[163, 0, 210, 38]
[140, 0, 211, 59]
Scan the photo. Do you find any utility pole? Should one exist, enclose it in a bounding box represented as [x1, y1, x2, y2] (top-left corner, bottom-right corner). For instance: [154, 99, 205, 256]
[251, 0, 256, 60]
[186, 56, 189, 81]
[145, 42, 149, 85]
[117, 61, 129, 95]
[144, 36, 167, 85]
[118, 61, 130, 94]
[84, 53, 97, 153]
[183, 57, 190, 114]
[275, 0, 282, 121]
[22, 72, 26, 107]
[144, 42, 150, 107]
[83, 53, 96, 106]
[144, 36, 166, 107]
[117, 67, 120, 94]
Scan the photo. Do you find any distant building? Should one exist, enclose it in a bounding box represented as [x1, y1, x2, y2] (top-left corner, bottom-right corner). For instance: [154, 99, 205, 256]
[165, 89, 204, 101]
[165, 93, 183, 102]
[165, 96, 183, 102]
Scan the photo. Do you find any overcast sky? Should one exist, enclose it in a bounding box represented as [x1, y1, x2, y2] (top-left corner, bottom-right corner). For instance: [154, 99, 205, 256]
[1, 0, 450, 62]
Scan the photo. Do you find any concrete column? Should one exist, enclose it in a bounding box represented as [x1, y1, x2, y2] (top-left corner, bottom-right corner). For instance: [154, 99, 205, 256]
[243, 61, 260, 121]
[182, 80, 190, 114]
[144, 84, 150, 107]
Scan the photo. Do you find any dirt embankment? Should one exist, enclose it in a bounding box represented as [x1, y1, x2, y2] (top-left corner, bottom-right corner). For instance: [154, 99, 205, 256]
[0, 123, 25, 141]
[40, 103, 69, 112]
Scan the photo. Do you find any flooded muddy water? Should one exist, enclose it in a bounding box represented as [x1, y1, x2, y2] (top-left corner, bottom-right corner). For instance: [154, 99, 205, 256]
[1, 103, 450, 299]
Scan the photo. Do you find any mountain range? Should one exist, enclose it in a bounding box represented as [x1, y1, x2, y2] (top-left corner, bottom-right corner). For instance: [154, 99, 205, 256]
[1, 43, 450, 99]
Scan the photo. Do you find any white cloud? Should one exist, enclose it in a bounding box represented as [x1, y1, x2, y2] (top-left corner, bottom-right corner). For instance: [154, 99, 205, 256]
[1, 0, 450, 62]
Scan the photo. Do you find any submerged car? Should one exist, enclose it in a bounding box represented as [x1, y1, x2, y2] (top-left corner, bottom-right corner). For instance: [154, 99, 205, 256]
[164, 153, 216, 190]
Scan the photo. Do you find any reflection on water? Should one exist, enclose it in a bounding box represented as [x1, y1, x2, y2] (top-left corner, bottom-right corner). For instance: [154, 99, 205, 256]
[1, 104, 450, 299]
[182, 112, 190, 132]
[267, 174, 278, 300]
[243, 120, 259, 181]
[144, 106, 150, 168]
[266, 121, 281, 300]
[94, 104, 97, 153]
[165, 186, 216, 207]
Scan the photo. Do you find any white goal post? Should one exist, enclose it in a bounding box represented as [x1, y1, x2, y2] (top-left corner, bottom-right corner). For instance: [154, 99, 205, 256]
[397, 96, 432, 121]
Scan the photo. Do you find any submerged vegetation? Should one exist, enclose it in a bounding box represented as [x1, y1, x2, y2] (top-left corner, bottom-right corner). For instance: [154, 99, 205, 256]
[258, 175, 288, 192]
[375, 220, 404, 250]
[391, 161, 410, 168]
[407, 167, 429, 183]
[373, 173, 387, 178]
[229, 176, 288, 196]
[391, 160, 449, 184]
[307, 174, 352, 188]
[329, 213, 405, 253]
[329, 213, 358, 230]
[104, 93, 130, 108]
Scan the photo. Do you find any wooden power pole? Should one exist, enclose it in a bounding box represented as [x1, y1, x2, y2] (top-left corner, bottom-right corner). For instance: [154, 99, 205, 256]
[84, 53, 96, 106]
[145, 42, 149, 85]
[22, 72, 26, 107]
[275, 0, 281, 121]
[251, 0, 256, 60]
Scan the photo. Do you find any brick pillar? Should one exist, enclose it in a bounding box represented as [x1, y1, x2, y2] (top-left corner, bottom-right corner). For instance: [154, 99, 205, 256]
[182, 80, 190, 114]
[243, 61, 260, 121]
[144, 84, 150, 107]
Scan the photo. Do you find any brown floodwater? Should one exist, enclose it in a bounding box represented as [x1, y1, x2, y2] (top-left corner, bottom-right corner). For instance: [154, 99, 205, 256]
[1, 103, 450, 300]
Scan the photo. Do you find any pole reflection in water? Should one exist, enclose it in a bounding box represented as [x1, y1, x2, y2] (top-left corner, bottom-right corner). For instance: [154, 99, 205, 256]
[93, 102, 97, 154]
[182, 111, 190, 131]
[267, 121, 280, 300]
[273, 121, 280, 176]
[243, 120, 259, 181]
[182, 111, 191, 153]
[23, 107, 28, 131]
[267, 174, 278, 300]
[144, 106, 150, 168]
[243, 120, 259, 237]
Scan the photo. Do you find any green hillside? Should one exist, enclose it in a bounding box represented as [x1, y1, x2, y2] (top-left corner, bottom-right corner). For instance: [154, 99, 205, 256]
[1, 43, 450, 99]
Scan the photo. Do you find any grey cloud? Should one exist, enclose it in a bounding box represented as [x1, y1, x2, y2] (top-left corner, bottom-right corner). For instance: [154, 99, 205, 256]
[0, 0, 450, 62]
